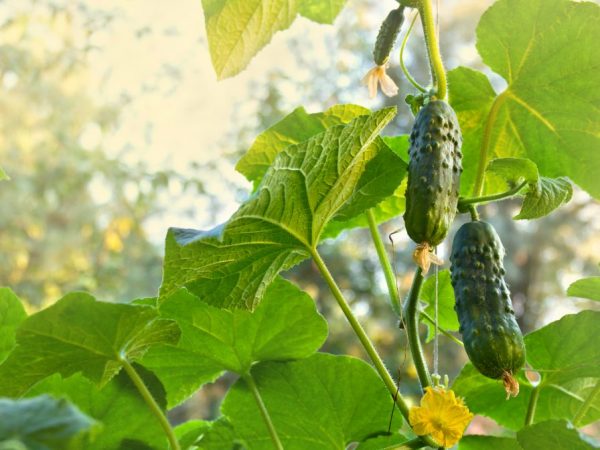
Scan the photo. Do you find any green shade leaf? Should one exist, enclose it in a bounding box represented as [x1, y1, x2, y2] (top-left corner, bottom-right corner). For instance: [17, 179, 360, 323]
[355, 433, 410, 450]
[517, 420, 600, 450]
[201, 0, 347, 79]
[160, 108, 397, 309]
[485, 157, 539, 192]
[143, 278, 328, 407]
[0, 395, 96, 450]
[567, 277, 600, 302]
[453, 311, 600, 429]
[174, 420, 211, 449]
[222, 354, 402, 449]
[449, 0, 600, 199]
[0, 288, 27, 363]
[27, 373, 166, 450]
[197, 418, 240, 450]
[0, 293, 180, 397]
[419, 270, 459, 342]
[298, 0, 347, 24]
[459, 435, 521, 450]
[514, 176, 572, 220]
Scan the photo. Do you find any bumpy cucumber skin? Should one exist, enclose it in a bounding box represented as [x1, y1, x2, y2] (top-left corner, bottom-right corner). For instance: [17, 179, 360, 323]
[450, 221, 525, 380]
[403, 100, 462, 246]
[373, 7, 405, 65]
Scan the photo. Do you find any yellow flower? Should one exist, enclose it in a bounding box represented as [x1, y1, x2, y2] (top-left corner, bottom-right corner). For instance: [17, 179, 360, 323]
[409, 386, 473, 448]
[362, 64, 399, 98]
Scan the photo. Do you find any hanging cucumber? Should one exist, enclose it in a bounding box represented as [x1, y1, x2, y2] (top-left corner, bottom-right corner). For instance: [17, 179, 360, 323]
[450, 220, 525, 397]
[373, 7, 406, 65]
[403, 100, 462, 272]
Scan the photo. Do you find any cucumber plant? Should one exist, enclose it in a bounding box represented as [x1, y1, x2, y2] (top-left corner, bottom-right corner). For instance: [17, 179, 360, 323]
[0, 0, 599, 449]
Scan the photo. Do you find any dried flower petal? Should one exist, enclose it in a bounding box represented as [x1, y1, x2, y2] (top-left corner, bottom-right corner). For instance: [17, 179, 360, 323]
[362, 65, 398, 98]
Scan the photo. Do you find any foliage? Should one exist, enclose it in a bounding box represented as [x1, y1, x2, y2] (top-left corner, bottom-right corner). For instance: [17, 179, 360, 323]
[1, 0, 599, 449]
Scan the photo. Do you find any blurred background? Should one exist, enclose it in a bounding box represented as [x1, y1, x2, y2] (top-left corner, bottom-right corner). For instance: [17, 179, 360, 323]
[1, 0, 599, 438]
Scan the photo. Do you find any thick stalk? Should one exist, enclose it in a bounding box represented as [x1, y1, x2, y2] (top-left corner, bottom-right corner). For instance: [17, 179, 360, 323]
[404, 267, 432, 390]
[459, 181, 528, 208]
[243, 374, 284, 450]
[524, 385, 541, 426]
[310, 250, 440, 448]
[121, 359, 180, 450]
[366, 209, 401, 315]
[573, 378, 600, 426]
[417, 0, 447, 100]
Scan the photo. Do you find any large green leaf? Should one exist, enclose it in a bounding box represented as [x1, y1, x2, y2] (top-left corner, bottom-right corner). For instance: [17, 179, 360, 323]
[143, 278, 328, 407]
[355, 433, 410, 450]
[516, 420, 600, 449]
[449, 0, 600, 199]
[418, 269, 459, 343]
[221, 354, 401, 449]
[27, 373, 166, 450]
[453, 311, 600, 430]
[568, 277, 600, 302]
[160, 108, 397, 309]
[0, 288, 26, 363]
[458, 435, 521, 450]
[201, 0, 347, 79]
[0, 395, 96, 450]
[197, 418, 241, 450]
[0, 293, 180, 397]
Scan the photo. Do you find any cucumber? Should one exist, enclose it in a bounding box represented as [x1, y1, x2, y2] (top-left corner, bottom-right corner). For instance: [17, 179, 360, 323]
[403, 100, 462, 262]
[450, 220, 525, 397]
[373, 7, 405, 65]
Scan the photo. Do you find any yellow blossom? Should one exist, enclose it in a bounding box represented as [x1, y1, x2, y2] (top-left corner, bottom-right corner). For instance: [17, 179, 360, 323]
[362, 64, 399, 98]
[409, 386, 473, 448]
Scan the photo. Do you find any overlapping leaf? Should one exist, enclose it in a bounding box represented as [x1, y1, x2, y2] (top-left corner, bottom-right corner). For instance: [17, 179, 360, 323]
[459, 435, 522, 450]
[453, 311, 600, 430]
[418, 270, 459, 342]
[27, 373, 167, 450]
[448, 0, 600, 199]
[202, 0, 347, 79]
[516, 420, 600, 449]
[0, 288, 26, 363]
[160, 108, 397, 309]
[218, 354, 402, 449]
[0, 293, 180, 397]
[143, 278, 328, 407]
[568, 277, 600, 302]
[0, 395, 96, 450]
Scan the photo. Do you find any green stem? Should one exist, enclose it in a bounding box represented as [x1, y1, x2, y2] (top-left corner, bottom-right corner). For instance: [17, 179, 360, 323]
[420, 311, 464, 346]
[400, 12, 427, 93]
[472, 91, 509, 197]
[311, 249, 440, 448]
[243, 374, 284, 450]
[417, 0, 446, 100]
[524, 385, 541, 426]
[573, 378, 600, 426]
[366, 210, 401, 315]
[121, 358, 180, 450]
[404, 267, 432, 389]
[468, 204, 480, 221]
[459, 181, 528, 208]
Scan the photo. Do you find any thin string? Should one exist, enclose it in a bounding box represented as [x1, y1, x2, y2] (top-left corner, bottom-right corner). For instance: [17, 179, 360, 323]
[433, 246, 439, 376]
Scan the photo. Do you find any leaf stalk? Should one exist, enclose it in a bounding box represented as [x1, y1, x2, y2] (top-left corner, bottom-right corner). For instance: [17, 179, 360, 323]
[459, 181, 528, 208]
[524, 384, 541, 426]
[573, 378, 600, 427]
[243, 373, 284, 450]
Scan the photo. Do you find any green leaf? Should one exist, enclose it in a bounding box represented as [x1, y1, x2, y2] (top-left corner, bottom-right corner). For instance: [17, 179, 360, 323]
[236, 105, 369, 186]
[160, 108, 397, 309]
[298, 0, 347, 24]
[175, 420, 211, 449]
[355, 434, 410, 450]
[0, 167, 8, 181]
[568, 277, 600, 302]
[0, 395, 96, 450]
[458, 435, 521, 450]
[197, 418, 241, 450]
[485, 157, 539, 192]
[0, 293, 180, 397]
[453, 311, 600, 430]
[449, 0, 600, 198]
[514, 176, 572, 220]
[517, 420, 600, 450]
[27, 373, 166, 450]
[222, 354, 401, 449]
[418, 270, 459, 342]
[201, 1, 346, 79]
[0, 288, 27, 363]
[144, 278, 327, 407]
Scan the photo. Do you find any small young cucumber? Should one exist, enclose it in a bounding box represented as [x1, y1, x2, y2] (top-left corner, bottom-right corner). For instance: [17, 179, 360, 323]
[404, 100, 462, 249]
[373, 7, 405, 66]
[450, 220, 525, 397]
